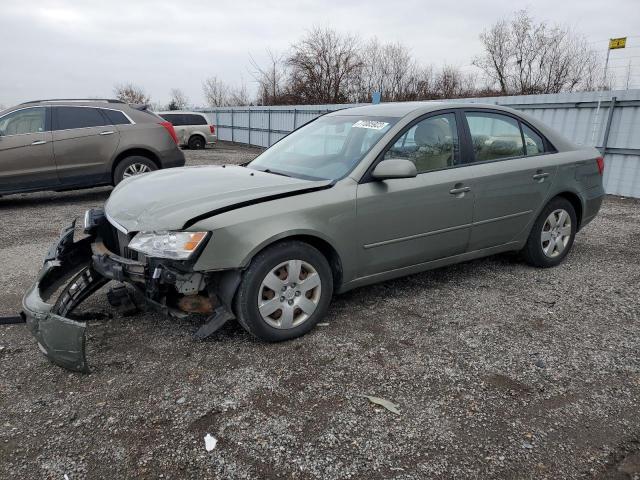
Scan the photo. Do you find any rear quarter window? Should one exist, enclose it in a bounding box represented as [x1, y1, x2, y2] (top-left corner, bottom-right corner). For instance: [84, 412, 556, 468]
[185, 114, 208, 125]
[102, 109, 131, 125]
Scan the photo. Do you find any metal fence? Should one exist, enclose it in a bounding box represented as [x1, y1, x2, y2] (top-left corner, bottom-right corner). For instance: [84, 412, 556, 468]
[199, 89, 640, 198]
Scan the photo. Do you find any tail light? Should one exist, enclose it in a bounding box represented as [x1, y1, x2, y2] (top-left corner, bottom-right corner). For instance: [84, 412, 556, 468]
[209, 125, 216, 134]
[596, 156, 605, 175]
[159, 121, 179, 144]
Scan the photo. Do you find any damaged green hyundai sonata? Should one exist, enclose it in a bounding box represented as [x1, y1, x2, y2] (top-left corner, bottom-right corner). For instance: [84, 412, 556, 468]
[22, 102, 605, 372]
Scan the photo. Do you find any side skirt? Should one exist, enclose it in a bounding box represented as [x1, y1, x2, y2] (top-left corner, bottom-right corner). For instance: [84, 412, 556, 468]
[339, 241, 522, 293]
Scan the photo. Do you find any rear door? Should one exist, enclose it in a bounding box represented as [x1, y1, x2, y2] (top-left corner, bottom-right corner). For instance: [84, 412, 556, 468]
[0, 106, 58, 193]
[462, 110, 558, 251]
[52, 106, 120, 186]
[356, 112, 475, 277]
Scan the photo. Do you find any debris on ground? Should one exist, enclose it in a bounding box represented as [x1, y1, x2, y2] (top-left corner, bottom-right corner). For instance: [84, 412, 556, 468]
[362, 395, 401, 415]
[204, 434, 218, 452]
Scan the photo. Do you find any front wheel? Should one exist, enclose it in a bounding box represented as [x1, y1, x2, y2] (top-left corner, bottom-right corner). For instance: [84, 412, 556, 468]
[522, 197, 577, 268]
[234, 241, 333, 342]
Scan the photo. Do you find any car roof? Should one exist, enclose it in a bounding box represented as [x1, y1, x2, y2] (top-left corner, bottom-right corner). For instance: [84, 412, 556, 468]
[327, 101, 528, 118]
[157, 111, 207, 116]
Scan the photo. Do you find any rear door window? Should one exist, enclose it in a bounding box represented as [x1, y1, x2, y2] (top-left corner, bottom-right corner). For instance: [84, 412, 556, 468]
[102, 109, 131, 125]
[464, 112, 524, 162]
[54, 107, 109, 130]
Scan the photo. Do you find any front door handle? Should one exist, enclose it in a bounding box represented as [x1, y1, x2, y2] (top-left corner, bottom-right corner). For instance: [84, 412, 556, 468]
[100, 131, 115, 136]
[31, 140, 47, 145]
[449, 185, 471, 196]
[532, 172, 550, 182]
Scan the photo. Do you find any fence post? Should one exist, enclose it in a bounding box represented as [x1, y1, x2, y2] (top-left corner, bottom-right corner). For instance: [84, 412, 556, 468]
[231, 109, 234, 143]
[215, 110, 219, 140]
[267, 109, 272, 147]
[248, 108, 251, 146]
[599, 96, 617, 155]
[293, 108, 297, 131]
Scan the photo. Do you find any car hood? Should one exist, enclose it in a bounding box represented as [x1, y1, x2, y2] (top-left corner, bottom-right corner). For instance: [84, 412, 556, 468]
[105, 165, 331, 232]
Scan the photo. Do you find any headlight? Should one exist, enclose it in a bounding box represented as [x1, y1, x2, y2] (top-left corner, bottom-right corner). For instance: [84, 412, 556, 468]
[129, 231, 209, 260]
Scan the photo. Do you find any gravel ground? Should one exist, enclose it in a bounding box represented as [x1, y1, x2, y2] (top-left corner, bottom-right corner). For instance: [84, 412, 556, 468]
[1, 143, 639, 479]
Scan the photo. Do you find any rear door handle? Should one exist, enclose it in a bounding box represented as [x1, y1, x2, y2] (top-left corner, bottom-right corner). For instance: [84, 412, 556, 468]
[31, 140, 47, 145]
[449, 186, 471, 195]
[100, 131, 115, 136]
[532, 172, 550, 181]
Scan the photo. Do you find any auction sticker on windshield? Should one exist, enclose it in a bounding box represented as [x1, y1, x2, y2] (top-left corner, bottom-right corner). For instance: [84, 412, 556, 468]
[352, 120, 389, 130]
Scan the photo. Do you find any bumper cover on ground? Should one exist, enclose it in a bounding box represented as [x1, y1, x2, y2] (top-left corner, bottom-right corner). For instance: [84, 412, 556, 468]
[22, 223, 101, 372]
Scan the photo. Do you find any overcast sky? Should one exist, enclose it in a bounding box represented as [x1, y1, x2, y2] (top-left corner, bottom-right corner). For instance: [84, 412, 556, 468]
[1, 0, 638, 108]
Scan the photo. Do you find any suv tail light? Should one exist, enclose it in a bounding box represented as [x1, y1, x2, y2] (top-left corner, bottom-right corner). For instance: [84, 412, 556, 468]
[596, 156, 605, 175]
[159, 121, 179, 144]
[209, 125, 216, 134]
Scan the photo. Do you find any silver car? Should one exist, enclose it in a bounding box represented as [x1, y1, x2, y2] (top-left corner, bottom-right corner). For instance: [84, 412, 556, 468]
[22, 102, 605, 372]
[158, 111, 217, 149]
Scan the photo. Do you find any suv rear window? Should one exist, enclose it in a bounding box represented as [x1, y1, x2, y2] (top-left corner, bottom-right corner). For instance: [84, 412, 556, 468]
[54, 107, 108, 130]
[102, 109, 131, 125]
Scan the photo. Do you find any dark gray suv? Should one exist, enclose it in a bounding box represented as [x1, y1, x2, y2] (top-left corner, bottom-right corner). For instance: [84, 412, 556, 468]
[0, 99, 185, 195]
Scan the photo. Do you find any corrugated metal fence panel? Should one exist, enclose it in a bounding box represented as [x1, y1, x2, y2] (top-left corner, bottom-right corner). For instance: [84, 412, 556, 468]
[197, 90, 640, 197]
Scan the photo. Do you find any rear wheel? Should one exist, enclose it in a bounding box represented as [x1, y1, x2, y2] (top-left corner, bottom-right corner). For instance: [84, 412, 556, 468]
[113, 156, 157, 185]
[188, 135, 206, 150]
[522, 197, 577, 268]
[234, 241, 333, 342]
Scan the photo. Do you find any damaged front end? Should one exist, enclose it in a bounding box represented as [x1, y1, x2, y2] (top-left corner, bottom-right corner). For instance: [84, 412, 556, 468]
[22, 209, 239, 373]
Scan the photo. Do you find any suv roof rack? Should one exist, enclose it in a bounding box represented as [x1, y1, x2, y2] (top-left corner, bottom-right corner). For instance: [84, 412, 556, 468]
[20, 99, 125, 105]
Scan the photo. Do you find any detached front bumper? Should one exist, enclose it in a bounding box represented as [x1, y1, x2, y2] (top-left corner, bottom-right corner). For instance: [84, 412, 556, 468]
[22, 222, 104, 372]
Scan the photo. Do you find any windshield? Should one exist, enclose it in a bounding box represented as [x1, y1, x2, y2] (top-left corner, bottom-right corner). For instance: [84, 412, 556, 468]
[248, 115, 397, 180]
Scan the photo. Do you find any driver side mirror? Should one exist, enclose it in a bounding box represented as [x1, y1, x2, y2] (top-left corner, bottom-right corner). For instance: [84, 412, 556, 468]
[371, 159, 417, 180]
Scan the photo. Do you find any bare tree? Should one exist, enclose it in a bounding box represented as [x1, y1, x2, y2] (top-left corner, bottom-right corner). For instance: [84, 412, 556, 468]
[168, 88, 188, 110]
[474, 10, 601, 95]
[250, 49, 289, 105]
[203, 76, 231, 107]
[203, 76, 251, 107]
[113, 82, 150, 104]
[434, 65, 477, 99]
[286, 27, 363, 104]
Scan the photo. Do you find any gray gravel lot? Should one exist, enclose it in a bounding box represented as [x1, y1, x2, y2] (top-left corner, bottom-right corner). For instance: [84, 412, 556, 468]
[1, 143, 639, 479]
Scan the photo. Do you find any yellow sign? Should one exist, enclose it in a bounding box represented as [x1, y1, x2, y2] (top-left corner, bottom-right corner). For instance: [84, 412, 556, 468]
[609, 37, 627, 49]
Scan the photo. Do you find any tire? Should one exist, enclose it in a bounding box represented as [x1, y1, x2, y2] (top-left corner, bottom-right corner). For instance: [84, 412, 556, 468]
[522, 196, 577, 268]
[188, 135, 206, 150]
[113, 156, 157, 185]
[234, 241, 334, 342]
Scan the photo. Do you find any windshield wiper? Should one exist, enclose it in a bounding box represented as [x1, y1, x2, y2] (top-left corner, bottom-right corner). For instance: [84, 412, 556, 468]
[263, 168, 292, 178]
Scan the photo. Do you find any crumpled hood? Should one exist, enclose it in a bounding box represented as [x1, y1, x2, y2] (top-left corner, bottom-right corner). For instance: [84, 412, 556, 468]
[105, 165, 330, 232]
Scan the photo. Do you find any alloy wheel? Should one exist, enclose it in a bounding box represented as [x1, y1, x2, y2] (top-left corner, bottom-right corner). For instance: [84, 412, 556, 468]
[122, 163, 152, 178]
[541, 208, 572, 258]
[257, 259, 322, 329]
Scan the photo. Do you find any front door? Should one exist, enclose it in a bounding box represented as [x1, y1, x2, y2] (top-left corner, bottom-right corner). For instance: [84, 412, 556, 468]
[462, 110, 558, 251]
[52, 106, 120, 186]
[0, 106, 57, 193]
[356, 112, 475, 277]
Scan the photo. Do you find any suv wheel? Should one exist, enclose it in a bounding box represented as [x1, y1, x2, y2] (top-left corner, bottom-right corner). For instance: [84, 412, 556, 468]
[234, 241, 333, 342]
[522, 197, 577, 268]
[113, 156, 157, 185]
[188, 136, 205, 150]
